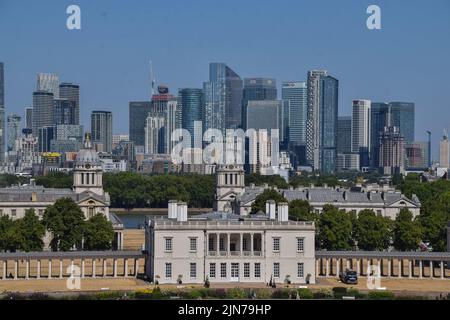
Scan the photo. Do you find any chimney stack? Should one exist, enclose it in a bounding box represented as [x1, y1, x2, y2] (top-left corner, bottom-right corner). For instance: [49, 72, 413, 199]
[177, 202, 188, 222]
[168, 200, 178, 219]
[277, 202, 289, 222]
[266, 200, 276, 220]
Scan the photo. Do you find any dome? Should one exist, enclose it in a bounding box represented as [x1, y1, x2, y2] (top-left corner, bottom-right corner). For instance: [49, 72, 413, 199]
[75, 148, 100, 165]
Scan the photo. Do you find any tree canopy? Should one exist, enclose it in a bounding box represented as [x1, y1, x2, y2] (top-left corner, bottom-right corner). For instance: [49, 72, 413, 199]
[393, 208, 423, 251]
[354, 209, 392, 251]
[317, 205, 353, 250]
[251, 189, 287, 214]
[83, 214, 115, 251]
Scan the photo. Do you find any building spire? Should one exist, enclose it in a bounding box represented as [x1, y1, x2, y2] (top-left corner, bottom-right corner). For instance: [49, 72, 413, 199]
[84, 132, 92, 149]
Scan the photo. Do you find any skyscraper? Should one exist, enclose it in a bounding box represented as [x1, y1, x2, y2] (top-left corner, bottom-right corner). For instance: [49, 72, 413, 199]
[306, 70, 328, 170]
[129, 101, 152, 149]
[370, 102, 390, 168]
[36, 73, 59, 98]
[242, 78, 277, 130]
[32, 91, 54, 135]
[352, 99, 371, 168]
[59, 83, 80, 125]
[379, 125, 405, 175]
[25, 107, 33, 130]
[282, 81, 307, 146]
[203, 63, 243, 133]
[440, 131, 449, 168]
[144, 115, 165, 154]
[54, 99, 76, 125]
[389, 102, 415, 144]
[7, 113, 21, 152]
[337, 116, 352, 154]
[179, 88, 203, 146]
[91, 111, 113, 153]
[38, 126, 55, 152]
[0, 63, 5, 162]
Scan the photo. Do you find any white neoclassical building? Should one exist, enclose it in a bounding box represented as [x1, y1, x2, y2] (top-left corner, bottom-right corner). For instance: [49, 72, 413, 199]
[145, 201, 316, 285]
[0, 134, 110, 220]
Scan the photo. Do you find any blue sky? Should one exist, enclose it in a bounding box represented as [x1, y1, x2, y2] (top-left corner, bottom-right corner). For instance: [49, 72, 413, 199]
[0, 0, 449, 156]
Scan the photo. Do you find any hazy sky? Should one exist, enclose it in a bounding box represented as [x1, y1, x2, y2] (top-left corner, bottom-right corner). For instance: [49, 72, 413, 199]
[1, 0, 449, 157]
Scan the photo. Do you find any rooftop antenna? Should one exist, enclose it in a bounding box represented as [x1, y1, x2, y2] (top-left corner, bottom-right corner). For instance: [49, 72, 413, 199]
[149, 60, 156, 98]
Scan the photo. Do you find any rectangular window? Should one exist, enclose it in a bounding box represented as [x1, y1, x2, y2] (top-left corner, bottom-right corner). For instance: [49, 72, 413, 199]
[243, 237, 248, 251]
[297, 263, 304, 278]
[273, 238, 280, 252]
[244, 263, 250, 278]
[297, 238, 304, 252]
[165, 263, 172, 278]
[190, 263, 197, 278]
[231, 263, 239, 278]
[11, 209, 17, 217]
[208, 237, 214, 251]
[220, 263, 227, 278]
[219, 237, 225, 251]
[254, 263, 261, 278]
[376, 210, 382, 215]
[273, 263, 280, 278]
[189, 237, 197, 252]
[209, 263, 216, 278]
[165, 237, 173, 252]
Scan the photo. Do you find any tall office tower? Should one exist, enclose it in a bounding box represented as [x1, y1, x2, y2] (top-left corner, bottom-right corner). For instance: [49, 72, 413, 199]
[25, 107, 33, 130]
[203, 63, 243, 133]
[59, 83, 80, 125]
[38, 126, 55, 152]
[54, 99, 76, 125]
[405, 142, 427, 169]
[378, 126, 405, 175]
[370, 102, 390, 168]
[242, 78, 277, 130]
[91, 111, 113, 153]
[0, 63, 5, 162]
[32, 91, 54, 135]
[282, 81, 307, 146]
[318, 75, 339, 173]
[246, 100, 282, 174]
[337, 116, 352, 154]
[389, 102, 415, 144]
[50, 124, 83, 153]
[7, 114, 21, 152]
[179, 88, 203, 146]
[352, 99, 371, 168]
[144, 115, 165, 154]
[306, 70, 328, 170]
[439, 131, 449, 168]
[165, 100, 179, 154]
[36, 73, 59, 98]
[129, 101, 152, 149]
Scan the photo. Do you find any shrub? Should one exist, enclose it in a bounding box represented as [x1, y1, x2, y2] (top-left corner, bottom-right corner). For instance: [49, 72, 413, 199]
[226, 288, 248, 299]
[271, 289, 291, 299]
[255, 289, 272, 299]
[346, 288, 364, 299]
[332, 287, 348, 299]
[313, 288, 333, 299]
[210, 288, 227, 299]
[368, 291, 395, 300]
[297, 288, 313, 299]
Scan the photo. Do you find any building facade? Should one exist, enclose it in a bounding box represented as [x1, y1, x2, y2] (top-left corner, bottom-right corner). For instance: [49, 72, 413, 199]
[146, 201, 316, 285]
[36, 73, 59, 98]
[242, 78, 277, 131]
[282, 81, 307, 146]
[91, 111, 113, 153]
[59, 83, 80, 125]
[7, 113, 21, 152]
[379, 126, 405, 175]
[0, 63, 4, 163]
[129, 101, 152, 149]
[178, 88, 203, 146]
[32, 91, 54, 138]
[440, 131, 449, 168]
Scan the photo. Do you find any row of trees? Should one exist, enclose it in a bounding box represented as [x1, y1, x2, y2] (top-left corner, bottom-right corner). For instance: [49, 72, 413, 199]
[252, 190, 424, 251]
[0, 198, 114, 253]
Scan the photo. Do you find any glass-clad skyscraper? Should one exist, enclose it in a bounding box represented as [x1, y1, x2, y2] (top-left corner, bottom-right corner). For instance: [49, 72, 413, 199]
[179, 88, 203, 146]
[0, 62, 5, 162]
[129, 101, 151, 149]
[282, 81, 307, 146]
[242, 78, 277, 130]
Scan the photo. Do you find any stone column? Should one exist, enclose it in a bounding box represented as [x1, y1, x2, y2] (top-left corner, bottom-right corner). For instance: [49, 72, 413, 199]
[397, 260, 402, 278]
[103, 259, 107, 277]
[113, 259, 117, 278]
[356, 259, 360, 276]
[59, 260, 63, 279]
[430, 261, 434, 278]
[419, 260, 423, 279]
[388, 259, 392, 278]
[408, 260, 412, 278]
[250, 233, 254, 256]
[346, 259, 350, 270]
[239, 233, 243, 256]
[336, 258, 340, 278]
[25, 260, 30, 279]
[216, 233, 220, 255]
[135, 259, 139, 278]
[81, 259, 85, 278]
[226, 233, 230, 255]
[48, 260, 52, 279]
[14, 260, 18, 280]
[37, 260, 41, 279]
[92, 260, 96, 278]
[124, 259, 128, 277]
[440, 261, 444, 279]
[3, 260, 7, 280]
[325, 259, 330, 277]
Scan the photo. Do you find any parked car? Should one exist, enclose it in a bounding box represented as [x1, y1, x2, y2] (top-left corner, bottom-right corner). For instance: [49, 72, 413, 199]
[339, 269, 358, 285]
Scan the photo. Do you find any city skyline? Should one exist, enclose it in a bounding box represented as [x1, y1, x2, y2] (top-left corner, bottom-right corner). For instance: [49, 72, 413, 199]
[1, 0, 449, 153]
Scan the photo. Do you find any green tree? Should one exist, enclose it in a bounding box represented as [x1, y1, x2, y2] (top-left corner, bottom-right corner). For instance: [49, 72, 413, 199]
[83, 214, 115, 251]
[43, 198, 86, 251]
[354, 209, 392, 251]
[35, 172, 73, 188]
[393, 208, 423, 251]
[0, 216, 23, 252]
[251, 189, 287, 214]
[317, 205, 353, 250]
[288, 199, 316, 221]
[245, 174, 288, 189]
[17, 209, 46, 252]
